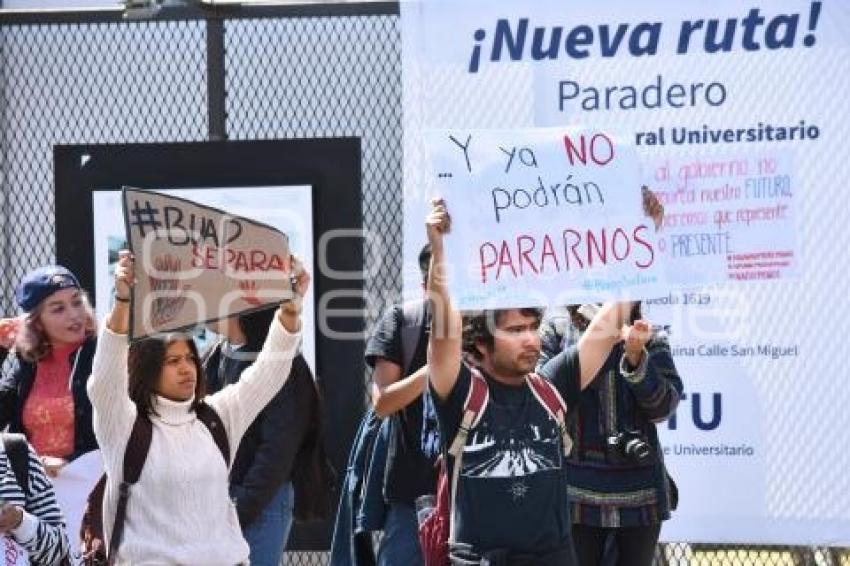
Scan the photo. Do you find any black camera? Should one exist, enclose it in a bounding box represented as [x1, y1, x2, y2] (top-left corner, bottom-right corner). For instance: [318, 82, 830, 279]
[606, 430, 652, 464]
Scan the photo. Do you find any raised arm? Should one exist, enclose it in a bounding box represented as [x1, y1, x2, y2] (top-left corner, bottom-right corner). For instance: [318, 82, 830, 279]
[619, 326, 683, 422]
[86, 250, 137, 461]
[0, 317, 24, 430]
[206, 259, 308, 449]
[425, 199, 462, 401]
[575, 301, 634, 389]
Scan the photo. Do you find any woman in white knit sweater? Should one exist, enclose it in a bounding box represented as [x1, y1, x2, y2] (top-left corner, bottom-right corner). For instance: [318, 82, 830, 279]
[87, 250, 309, 565]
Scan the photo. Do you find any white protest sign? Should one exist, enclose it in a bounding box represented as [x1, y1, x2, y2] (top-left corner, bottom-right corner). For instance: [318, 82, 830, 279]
[647, 151, 799, 285]
[0, 537, 27, 566]
[427, 127, 665, 309]
[122, 187, 294, 341]
[51, 450, 103, 551]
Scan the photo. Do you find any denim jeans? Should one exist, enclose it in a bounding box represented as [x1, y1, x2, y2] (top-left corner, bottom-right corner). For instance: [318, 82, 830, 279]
[243, 482, 295, 566]
[377, 503, 424, 566]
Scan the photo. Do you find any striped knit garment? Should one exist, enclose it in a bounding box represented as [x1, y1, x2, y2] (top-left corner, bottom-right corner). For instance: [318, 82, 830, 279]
[539, 312, 683, 528]
[0, 443, 71, 565]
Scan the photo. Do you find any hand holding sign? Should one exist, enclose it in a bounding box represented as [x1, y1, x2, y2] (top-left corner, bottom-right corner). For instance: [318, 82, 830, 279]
[0, 504, 23, 535]
[289, 255, 311, 300]
[279, 256, 311, 332]
[40, 456, 68, 479]
[642, 186, 665, 232]
[114, 250, 135, 300]
[426, 198, 452, 253]
[107, 251, 134, 336]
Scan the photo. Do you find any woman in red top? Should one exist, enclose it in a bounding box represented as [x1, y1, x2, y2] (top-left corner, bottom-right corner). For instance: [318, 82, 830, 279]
[0, 265, 99, 476]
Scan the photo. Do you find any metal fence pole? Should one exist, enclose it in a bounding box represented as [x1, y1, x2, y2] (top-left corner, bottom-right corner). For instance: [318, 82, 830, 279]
[207, 14, 227, 141]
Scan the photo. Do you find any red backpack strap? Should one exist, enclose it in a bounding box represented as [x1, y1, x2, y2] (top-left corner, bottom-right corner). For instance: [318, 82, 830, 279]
[196, 403, 230, 466]
[526, 373, 573, 456]
[445, 365, 489, 546]
[447, 365, 489, 458]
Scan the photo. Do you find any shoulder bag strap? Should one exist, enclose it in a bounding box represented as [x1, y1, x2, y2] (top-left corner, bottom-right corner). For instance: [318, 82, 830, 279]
[196, 403, 230, 466]
[400, 300, 427, 376]
[447, 367, 489, 543]
[107, 413, 152, 565]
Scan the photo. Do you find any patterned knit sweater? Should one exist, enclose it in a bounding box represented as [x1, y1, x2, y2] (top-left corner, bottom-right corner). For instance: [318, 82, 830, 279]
[87, 318, 300, 565]
[539, 312, 683, 527]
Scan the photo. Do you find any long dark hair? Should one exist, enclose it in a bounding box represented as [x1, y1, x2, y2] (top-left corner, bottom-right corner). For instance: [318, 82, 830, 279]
[237, 306, 278, 352]
[128, 335, 206, 416]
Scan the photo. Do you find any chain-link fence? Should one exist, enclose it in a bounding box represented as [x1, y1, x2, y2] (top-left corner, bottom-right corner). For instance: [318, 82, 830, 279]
[0, 3, 846, 565]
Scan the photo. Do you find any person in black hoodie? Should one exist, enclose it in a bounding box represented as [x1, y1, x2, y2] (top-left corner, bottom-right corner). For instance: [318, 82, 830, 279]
[204, 305, 332, 566]
[0, 265, 99, 476]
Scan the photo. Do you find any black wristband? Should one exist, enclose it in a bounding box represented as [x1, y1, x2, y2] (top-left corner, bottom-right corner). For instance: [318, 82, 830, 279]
[114, 294, 130, 303]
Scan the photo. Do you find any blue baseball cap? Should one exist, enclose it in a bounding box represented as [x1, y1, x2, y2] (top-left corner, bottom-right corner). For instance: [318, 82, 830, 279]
[15, 265, 81, 312]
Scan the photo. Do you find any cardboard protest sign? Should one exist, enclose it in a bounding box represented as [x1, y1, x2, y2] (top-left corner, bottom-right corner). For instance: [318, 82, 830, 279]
[426, 127, 666, 310]
[122, 187, 293, 341]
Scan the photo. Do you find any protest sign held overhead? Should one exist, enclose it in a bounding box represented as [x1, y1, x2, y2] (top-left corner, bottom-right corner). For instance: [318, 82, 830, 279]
[122, 187, 294, 341]
[427, 127, 666, 310]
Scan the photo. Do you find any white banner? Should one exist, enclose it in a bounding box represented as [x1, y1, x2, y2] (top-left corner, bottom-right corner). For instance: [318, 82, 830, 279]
[424, 127, 665, 309]
[401, 0, 850, 545]
[51, 450, 103, 553]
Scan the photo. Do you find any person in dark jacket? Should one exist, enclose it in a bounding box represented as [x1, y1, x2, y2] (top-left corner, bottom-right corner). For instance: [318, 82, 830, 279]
[0, 265, 99, 476]
[364, 243, 437, 566]
[538, 303, 683, 566]
[204, 305, 330, 566]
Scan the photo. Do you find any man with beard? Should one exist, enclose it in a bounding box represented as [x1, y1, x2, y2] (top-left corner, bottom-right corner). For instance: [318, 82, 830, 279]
[425, 199, 650, 565]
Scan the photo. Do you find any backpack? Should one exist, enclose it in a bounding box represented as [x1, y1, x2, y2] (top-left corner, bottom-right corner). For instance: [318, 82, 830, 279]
[330, 300, 429, 566]
[418, 367, 572, 566]
[202, 342, 335, 524]
[288, 355, 337, 523]
[79, 404, 229, 566]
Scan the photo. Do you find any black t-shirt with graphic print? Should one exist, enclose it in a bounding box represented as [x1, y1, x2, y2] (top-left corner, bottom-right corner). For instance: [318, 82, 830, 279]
[432, 349, 581, 557]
